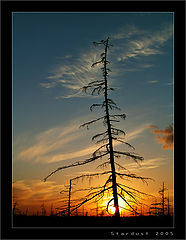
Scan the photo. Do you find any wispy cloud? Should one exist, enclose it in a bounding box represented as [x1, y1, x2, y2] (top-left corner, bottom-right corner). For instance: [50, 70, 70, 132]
[112, 23, 173, 61]
[140, 64, 155, 69]
[16, 122, 148, 164]
[166, 81, 174, 86]
[149, 124, 174, 150]
[121, 157, 167, 174]
[41, 23, 172, 99]
[147, 80, 160, 84]
[17, 120, 84, 163]
[41, 49, 102, 99]
[138, 157, 167, 170]
[13, 180, 63, 201]
[112, 24, 146, 40]
[125, 125, 147, 142]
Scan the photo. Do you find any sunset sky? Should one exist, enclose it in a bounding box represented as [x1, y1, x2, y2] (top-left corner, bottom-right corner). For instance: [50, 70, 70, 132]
[12, 12, 174, 216]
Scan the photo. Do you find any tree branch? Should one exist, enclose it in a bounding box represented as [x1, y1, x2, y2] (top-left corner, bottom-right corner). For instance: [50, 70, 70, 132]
[43, 152, 109, 182]
[118, 193, 138, 214]
[70, 186, 112, 213]
[113, 150, 144, 162]
[112, 137, 135, 150]
[115, 171, 152, 184]
[79, 116, 105, 129]
[71, 171, 112, 183]
[110, 114, 126, 120]
[117, 182, 154, 197]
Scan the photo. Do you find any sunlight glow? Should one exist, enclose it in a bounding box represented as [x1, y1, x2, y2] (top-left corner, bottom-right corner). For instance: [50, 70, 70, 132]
[108, 204, 116, 215]
[106, 197, 127, 215]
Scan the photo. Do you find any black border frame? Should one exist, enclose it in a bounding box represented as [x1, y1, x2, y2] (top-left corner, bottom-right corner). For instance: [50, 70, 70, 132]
[1, 1, 185, 239]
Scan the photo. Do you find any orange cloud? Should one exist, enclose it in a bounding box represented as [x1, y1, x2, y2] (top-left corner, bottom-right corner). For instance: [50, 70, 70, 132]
[149, 125, 174, 150]
[12, 180, 65, 215]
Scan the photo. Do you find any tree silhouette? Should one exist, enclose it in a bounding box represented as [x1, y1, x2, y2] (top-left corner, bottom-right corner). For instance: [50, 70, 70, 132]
[44, 37, 152, 218]
[150, 182, 168, 216]
[167, 192, 170, 216]
[158, 182, 168, 216]
[41, 202, 46, 216]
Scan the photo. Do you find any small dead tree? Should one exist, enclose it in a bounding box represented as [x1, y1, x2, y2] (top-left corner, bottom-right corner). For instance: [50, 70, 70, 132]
[41, 202, 46, 216]
[13, 202, 18, 215]
[44, 37, 152, 218]
[150, 182, 168, 216]
[68, 179, 72, 216]
[150, 199, 162, 216]
[158, 182, 168, 216]
[167, 192, 170, 216]
[50, 204, 54, 216]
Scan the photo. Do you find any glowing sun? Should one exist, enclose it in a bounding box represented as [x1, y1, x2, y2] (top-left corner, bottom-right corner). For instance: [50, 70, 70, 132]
[107, 198, 126, 215]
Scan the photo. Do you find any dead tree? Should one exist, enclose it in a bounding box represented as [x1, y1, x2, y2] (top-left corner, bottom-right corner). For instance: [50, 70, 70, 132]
[13, 202, 18, 215]
[50, 204, 54, 216]
[41, 202, 46, 216]
[150, 182, 168, 216]
[158, 182, 168, 216]
[150, 200, 162, 216]
[44, 37, 152, 218]
[167, 192, 170, 216]
[58, 179, 76, 216]
[68, 179, 72, 216]
[55, 169, 152, 217]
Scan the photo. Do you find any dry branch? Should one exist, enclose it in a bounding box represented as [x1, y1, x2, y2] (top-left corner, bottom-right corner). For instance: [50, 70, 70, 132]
[70, 186, 112, 214]
[118, 193, 138, 214]
[43, 152, 109, 182]
[71, 171, 112, 183]
[79, 116, 105, 129]
[113, 150, 144, 163]
[117, 182, 154, 197]
[115, 171, 152, 184]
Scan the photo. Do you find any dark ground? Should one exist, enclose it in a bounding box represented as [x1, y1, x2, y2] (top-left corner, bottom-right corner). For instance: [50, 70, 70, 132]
[13, 215, 173, 228]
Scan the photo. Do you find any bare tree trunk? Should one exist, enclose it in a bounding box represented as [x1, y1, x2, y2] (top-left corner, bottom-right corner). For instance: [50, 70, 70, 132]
[167, 192, 170, 216]
[68, 179, 72, 217]
[104, 38, 120, 217]
[162, 182, 165, 215]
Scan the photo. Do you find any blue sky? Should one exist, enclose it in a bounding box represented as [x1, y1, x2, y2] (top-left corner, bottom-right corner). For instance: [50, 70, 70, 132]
[12, 12, 174, 214]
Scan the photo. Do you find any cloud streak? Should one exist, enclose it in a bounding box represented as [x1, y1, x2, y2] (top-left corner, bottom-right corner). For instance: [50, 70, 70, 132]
[41, 23, 173, 99]
[147, 80, 159, 84]
[112, 24, 146, 40]
[112, 23, 173, 62]
[123, 157, 167, 173]
[149, 124, 174, 150]
[16, 122, 148, 164]
[17, 121, 84, 163]
[41, 49, 102, 99]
